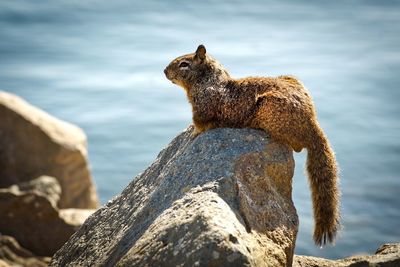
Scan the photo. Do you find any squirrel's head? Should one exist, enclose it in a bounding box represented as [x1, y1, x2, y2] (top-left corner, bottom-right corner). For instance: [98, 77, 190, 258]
[164, 45, 230, 91]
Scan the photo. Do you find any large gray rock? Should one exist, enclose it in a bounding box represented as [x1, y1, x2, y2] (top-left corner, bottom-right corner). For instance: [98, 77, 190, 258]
[50, 126, 298, 266]
[0, 91, 98, 209]
[294, 243, 400, 267]
[0, 177, 95, 256]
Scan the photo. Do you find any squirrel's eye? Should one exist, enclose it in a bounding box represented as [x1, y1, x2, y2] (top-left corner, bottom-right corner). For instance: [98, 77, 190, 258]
[179, 61, 190, 68]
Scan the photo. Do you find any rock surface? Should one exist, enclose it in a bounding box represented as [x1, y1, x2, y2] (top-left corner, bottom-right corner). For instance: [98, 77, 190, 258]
[6, 175, 62, 207]
[0, 91, 98, 209]
[0, 235, 50, 267]
[0, 177, 95, 256]
[50, 127, 298, 267]
[294, 243, 400, 267]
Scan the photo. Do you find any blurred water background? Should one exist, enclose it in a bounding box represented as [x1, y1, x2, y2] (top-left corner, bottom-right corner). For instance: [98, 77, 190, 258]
[1, 0, 399, 260]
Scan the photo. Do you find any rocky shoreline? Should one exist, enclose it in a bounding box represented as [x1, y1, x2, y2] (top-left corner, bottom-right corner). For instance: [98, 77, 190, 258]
[1, 91, 399, 266]
[0, 92, 98, 265]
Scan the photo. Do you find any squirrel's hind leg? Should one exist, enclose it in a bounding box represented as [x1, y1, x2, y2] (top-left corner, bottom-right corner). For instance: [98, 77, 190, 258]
[250, 93, 307, 153]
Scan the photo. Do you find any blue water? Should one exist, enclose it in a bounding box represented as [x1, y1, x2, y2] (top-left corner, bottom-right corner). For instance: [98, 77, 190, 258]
[1, 0, 399, 259]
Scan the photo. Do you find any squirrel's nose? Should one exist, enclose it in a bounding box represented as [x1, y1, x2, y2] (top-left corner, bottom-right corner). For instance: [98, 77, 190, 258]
[164, 68, 167, 76]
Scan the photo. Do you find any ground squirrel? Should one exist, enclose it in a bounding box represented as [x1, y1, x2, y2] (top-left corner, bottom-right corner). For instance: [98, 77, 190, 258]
[164, 45, 340, 246]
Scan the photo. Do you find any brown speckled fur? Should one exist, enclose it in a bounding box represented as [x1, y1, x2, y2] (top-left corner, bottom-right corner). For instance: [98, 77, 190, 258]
[164, 45, 340, 247]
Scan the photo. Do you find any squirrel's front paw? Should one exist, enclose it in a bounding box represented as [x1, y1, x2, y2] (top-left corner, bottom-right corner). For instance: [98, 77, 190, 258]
[191, 129, 201, 139]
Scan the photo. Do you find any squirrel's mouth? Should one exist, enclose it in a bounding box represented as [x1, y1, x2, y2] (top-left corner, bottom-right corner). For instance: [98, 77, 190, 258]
[164, 68, 177, 82]
[163, 68, 187, 90]
[164, 72, 177, 84]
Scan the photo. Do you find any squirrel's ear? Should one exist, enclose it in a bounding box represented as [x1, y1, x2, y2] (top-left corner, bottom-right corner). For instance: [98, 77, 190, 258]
[195, 44, 206, 60]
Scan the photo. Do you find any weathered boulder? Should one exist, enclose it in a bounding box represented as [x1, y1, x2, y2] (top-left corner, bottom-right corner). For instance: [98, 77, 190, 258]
[0, 235, 50, 267]
[0, 177, 95, 256]
[293, 243, 400, 267]
[50, 127, 298, 266]
[0, 91, 98, 209]
[6, 175, 61, 207]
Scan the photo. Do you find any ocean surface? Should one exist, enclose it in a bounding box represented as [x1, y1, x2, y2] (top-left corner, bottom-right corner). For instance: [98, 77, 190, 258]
[1, 0, 399, 259]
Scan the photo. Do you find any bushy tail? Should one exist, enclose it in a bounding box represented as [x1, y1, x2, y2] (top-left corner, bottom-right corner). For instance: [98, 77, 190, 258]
[306, 126, 340, 246]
